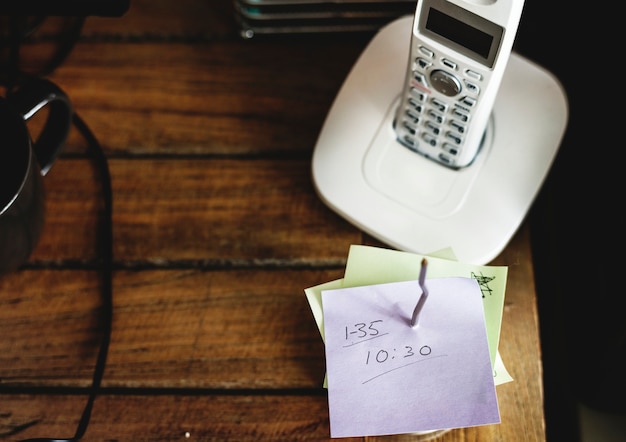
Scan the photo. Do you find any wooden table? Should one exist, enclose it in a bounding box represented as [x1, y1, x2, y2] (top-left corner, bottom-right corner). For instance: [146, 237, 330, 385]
[0, 1, 545, 440]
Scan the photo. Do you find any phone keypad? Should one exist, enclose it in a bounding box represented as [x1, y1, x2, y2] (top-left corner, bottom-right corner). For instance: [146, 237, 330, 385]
[395, 44, 486, 168]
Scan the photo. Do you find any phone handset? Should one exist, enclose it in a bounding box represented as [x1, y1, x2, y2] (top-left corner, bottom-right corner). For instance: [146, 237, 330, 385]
[394, 0, 525, 169]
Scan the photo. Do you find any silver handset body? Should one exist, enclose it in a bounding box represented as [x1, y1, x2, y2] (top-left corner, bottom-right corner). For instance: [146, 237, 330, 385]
[394, 0, 525, 168]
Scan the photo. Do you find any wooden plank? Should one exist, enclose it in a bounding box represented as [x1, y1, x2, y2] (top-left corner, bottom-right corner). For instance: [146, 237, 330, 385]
[19, 10, 372, 157]
[84, 0, 239, 37]
[1, 228, 541, 383]
[0, 394, 340, 441]
[4, 0, 239, 40]
[47, 37, 367, 156]
[31, 157, 360, 263]
[13, 1, 372, 157]
[0, 270, 103, 386]
[0, 390, 542, 441]
[0, 268, 340, 388]
[104, 268, 337, 389]
[1, 229, 542, 392]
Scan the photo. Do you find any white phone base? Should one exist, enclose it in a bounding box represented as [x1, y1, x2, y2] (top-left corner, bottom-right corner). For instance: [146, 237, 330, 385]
[312, 15, 568, 265]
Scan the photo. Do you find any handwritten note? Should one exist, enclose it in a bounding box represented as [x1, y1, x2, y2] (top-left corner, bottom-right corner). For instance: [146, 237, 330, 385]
[322, 277, 500, 437]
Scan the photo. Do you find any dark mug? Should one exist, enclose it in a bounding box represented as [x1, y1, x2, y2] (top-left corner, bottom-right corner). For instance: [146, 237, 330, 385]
[0, 78, 72, 275]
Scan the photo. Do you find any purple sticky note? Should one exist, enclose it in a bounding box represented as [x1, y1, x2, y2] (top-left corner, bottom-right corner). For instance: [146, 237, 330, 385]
[322, 277, 500, 438]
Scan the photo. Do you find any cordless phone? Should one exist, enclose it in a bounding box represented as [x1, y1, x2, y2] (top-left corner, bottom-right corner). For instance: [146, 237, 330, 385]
[394, 0, 525, 168]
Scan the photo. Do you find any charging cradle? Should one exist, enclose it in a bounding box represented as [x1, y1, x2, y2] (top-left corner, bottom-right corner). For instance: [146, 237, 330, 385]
[312, 15, 568, 264]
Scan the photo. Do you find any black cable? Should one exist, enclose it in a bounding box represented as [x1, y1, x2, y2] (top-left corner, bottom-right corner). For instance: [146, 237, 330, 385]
[36, 17, 85, 78]
[71, 112, 113, 441]
[2, 16, 86, 89]
[18, 112, 114, 442]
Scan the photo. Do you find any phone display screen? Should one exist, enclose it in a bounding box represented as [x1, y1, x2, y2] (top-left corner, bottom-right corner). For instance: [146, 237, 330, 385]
[419, 0, 503, 67]
[426, 9, 492, 59]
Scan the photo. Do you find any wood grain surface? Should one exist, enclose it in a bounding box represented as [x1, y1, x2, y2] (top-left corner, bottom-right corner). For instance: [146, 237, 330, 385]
[0, 1, 545, 440]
